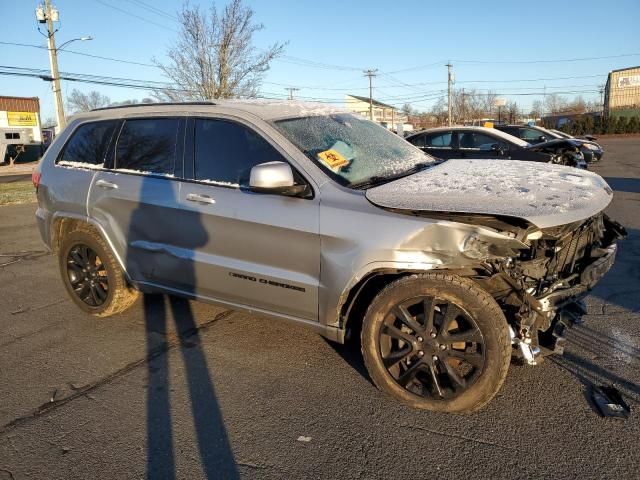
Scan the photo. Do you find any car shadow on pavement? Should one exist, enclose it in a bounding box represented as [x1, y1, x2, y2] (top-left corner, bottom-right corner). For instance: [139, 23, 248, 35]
[548, 348, 639, 409]
[549, 226, 640, 412]
[603, 177, 640, 194]
[325, 337, 373, 385]
[590, 228, 640, 314]
[129, 173, 238, 479]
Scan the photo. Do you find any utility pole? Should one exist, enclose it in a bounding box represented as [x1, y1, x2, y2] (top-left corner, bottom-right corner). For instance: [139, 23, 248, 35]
[461, 88, 465, 125]
[41, 0, 65, 132]
[363, 69, 378, 121]
[446, 63, 453, 126]
[285, 87, 299, 100]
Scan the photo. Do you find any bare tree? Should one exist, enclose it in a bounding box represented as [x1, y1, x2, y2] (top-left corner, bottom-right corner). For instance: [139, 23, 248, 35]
[67, 89, 111, 113]
[506, 101, 519, 123]
[153, 0, 285, 101]
[530, 100, 543, 119]
[543, 94, 568, 115]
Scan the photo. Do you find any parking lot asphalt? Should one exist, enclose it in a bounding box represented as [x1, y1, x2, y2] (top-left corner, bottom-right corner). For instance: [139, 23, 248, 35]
[0, 137, 639, 479]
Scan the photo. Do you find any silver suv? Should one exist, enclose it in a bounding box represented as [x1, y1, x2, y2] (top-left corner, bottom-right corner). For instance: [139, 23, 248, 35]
[34, 101, 625, 413]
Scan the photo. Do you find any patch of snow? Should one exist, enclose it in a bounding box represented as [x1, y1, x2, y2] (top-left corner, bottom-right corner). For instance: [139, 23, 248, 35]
[57, 160, 105, 170]
[216, 99, 347, 120]
[56, 161, 177, 178]
[366, 159, 613, 229]
[197, 178, 239, 188]
[113, 168, 175, 178]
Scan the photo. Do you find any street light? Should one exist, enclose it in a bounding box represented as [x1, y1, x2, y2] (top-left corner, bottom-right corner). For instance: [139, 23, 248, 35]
[57, 36, 93, 52]
[35, 1, 93, 133]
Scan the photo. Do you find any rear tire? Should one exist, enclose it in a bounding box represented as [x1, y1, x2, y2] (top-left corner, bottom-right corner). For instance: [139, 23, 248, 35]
[361, 273, 511, 413]
[58, 226, 139, 317]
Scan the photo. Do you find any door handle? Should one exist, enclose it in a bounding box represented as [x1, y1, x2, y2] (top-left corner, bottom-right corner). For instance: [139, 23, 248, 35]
[96, 179, 119, 189]
[186, 193, 216, 204]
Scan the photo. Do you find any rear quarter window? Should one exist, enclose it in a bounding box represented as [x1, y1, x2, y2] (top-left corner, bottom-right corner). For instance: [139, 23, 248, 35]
[58, 120, 119, 166]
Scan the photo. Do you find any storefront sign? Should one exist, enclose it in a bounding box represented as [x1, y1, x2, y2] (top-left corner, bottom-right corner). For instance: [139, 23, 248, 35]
[7, 111, 38, 126]
[617, 75, 640, 89]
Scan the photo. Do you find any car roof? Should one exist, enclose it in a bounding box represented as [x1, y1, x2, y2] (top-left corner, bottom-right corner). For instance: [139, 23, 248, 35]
[76, 99, 348, 122]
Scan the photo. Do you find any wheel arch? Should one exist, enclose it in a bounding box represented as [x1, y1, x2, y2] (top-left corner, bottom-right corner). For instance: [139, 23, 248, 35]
[339, 267, 479, 342]
[50, 212, 132, 284]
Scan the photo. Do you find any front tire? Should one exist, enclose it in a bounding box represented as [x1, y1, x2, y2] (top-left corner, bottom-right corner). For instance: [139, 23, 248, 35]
[58, 226, 139, 317]
[361, 273, 511, 413]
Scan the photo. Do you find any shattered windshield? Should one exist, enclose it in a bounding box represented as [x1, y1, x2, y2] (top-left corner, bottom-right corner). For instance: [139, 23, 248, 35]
[273, 113, 436, 188]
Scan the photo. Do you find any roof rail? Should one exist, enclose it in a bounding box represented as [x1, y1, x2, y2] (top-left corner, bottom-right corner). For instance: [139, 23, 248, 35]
[91, 101, 217, 112]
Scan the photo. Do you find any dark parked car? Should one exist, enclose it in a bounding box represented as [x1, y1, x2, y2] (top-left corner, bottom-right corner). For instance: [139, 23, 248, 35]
[495, 124, 603, 163]
[406, 126, 587, 168]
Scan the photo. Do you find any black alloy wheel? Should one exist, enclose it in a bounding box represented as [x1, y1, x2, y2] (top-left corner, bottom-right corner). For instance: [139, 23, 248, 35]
[378, 296, 486, 400]
[66, 243, 109, 307]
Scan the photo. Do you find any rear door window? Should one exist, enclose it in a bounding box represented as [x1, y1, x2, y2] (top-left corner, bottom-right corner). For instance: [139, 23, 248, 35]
[424, 132, 452, 148]
[58, 121, 118, 166]
[115, 118, 180, 175]
[193, 118, 286, 186]
[459, 132, 499, 149]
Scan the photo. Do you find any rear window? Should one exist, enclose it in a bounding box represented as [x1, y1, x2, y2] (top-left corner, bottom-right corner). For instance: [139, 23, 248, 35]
[58, 121, 118, 166]
[115, 118, 179, 175]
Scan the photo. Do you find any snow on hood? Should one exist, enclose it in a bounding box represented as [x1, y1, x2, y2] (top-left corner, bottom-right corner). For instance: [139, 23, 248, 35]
[366, 159, 613, 229]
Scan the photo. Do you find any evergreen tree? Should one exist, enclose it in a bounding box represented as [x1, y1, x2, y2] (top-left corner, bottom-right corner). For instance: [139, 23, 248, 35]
[626, 116, 639, 133]
[616, 116, 628, 134]
[593, 116, 603, 135]
[583, 115, 594, 135]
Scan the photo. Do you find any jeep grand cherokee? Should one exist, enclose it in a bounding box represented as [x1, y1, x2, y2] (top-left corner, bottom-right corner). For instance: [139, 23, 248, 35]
[34, 101, 624, 412]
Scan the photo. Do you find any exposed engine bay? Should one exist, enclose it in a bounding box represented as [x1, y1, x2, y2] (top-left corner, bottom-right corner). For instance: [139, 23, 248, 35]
[475, 213, 626, 362]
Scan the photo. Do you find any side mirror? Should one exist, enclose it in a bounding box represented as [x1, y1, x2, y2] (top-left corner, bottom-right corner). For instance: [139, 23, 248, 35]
[538, 135, 547, 143]
[249, 161, 307, 196]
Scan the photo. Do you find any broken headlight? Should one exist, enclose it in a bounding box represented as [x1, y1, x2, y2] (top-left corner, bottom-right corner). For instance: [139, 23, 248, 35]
[461, 233, 520, 259]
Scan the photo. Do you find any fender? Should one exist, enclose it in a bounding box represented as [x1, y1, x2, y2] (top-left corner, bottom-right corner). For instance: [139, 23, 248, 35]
[50, 211, 135, 286]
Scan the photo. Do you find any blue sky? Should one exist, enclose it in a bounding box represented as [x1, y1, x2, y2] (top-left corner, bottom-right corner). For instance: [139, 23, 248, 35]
[1, 0, 639, 121]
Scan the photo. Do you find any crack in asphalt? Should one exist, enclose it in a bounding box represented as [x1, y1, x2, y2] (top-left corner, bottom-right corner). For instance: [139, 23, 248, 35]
[236, 461, 274, 471]
[0, 309, 235, 435]
[0, 320, 66, 348]
[8, 298, 68, 317]
[0, 468, 15, 480]
[0, 250, 49, 268]
[399, 423, 516, 451]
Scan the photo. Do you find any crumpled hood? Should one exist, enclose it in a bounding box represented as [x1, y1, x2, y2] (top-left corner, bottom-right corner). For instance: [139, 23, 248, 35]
[366, 159, 613, 229]
[524, 138, 583, 152]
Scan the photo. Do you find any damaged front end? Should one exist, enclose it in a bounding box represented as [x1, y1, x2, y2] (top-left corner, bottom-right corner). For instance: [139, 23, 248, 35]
[475, 213, 626, 363]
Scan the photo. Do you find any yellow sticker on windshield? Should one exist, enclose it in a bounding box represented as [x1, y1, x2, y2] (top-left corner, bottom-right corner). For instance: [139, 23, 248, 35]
[318, 149, 349, 169]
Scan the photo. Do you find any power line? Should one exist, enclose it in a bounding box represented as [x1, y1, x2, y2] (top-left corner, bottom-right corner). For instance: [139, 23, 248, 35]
[123, 0, 179, 22]
[0, 40, 159, 67]
[454, 52, 640, 64]
[92, 0, 179, 32]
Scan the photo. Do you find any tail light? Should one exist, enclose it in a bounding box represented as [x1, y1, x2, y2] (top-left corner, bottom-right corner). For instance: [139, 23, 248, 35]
[32, 170, 41, 190]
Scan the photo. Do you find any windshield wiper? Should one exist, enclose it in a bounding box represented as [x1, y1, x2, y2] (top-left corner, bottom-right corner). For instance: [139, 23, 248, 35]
[350, 161, 437, 190]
